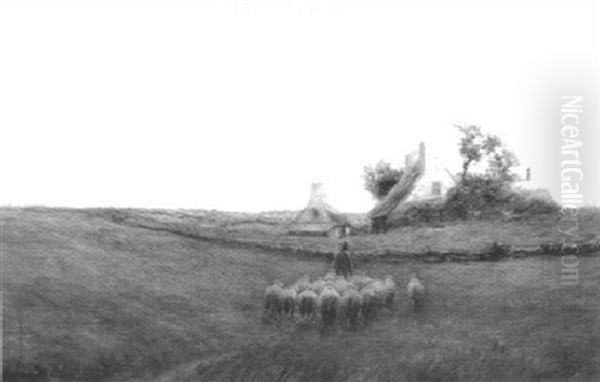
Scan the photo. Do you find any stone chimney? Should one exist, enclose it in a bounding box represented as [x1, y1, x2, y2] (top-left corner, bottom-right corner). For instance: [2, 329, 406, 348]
[308, 183, 326, 207]
[404, 141, 426, 170]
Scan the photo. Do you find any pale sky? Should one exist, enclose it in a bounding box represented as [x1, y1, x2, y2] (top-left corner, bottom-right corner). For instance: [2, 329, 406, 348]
[1, 0, 598, 212]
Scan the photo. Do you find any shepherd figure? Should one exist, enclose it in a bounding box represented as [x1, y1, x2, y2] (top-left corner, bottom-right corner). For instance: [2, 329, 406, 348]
[332, 241, 353, 279]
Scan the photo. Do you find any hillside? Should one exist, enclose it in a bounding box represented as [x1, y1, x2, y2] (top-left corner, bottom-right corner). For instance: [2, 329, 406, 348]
[2, 207, 600, 381]
[73, 206, 600, 257]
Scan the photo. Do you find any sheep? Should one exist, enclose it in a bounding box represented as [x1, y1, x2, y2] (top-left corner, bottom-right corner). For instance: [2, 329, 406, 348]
[318, 285, 340, 327]
[309, 279, 327, 295]
[361, 279, 387, 321]
[339, 287, 363, 328]
[333, 276, 352, 295]
[280, 286, 297, 316]
[264, 282, 284, 317]
[349, 274, 374, 291]
[407, 273, 425, 312]
[297, 289, 318, 318]
[293, 274, 311, 294]
[381, 275, 396, 311]
[360, 284, 380, 322]
[371, 280, 387, 305]
[323, 272, 336, 283]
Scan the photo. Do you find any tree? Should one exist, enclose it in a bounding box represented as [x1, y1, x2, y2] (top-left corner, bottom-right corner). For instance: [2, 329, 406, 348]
[487, 148, 520, 182]
[447, 125, 522, 219]
[362, 160, 404, 201]
[455, 124, 517, 182]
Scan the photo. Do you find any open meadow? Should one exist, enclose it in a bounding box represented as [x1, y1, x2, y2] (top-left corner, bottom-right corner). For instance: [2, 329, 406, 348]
[2, 207, 600, 381]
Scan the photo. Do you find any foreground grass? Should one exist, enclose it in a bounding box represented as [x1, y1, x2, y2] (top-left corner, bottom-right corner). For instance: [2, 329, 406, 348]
[188, 257, 600, 382]
[2, 208, 327, 380]
[2, 207, 600, 381]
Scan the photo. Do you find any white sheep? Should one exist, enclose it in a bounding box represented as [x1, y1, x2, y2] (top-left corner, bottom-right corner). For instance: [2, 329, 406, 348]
[309, 279, 327, 295]
[293, 274, 311, 294]
[297, 289, 318, 318]
[382, 275, 396, 311]
[349, 274, 375, 291]
[333, 276, 352, 295]
[340, 287, 363, 328]
[264, 282, 284, 317]
[318, 285, 340, 327]
[371, 280, 387, 306]
[360, 284, 380, 322]
[323, 272, 336, 281]
[361, 278, 389, 320]
[407, 273, 425, 312]
[280, 286, 297, 316]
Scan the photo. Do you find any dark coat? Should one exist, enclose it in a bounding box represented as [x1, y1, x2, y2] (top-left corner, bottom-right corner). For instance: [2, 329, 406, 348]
[332, 250, 352, 278]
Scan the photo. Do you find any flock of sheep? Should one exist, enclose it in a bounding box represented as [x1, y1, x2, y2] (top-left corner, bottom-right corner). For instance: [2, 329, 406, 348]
[264, 272, 425, 329]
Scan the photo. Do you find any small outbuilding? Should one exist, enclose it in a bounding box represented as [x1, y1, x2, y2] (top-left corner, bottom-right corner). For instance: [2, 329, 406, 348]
[288, 183, 353, 238]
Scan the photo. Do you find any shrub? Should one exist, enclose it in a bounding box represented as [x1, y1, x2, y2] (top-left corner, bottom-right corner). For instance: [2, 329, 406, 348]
[507, 189, 559, 216]
[393, 198, 446, 226]
[363, 161, 404, 201]
[485, 242, 511, 261]
[445, 175, 513, 219]
[442, 174, 559, 220]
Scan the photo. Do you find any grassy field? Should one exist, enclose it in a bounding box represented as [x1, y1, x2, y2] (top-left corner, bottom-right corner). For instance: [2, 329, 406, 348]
[2, 207, 600, 381]
[81, 206, 600, 256]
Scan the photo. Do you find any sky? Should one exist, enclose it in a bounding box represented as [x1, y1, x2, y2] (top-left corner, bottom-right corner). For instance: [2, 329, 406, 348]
[1, 0, 598, 212]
